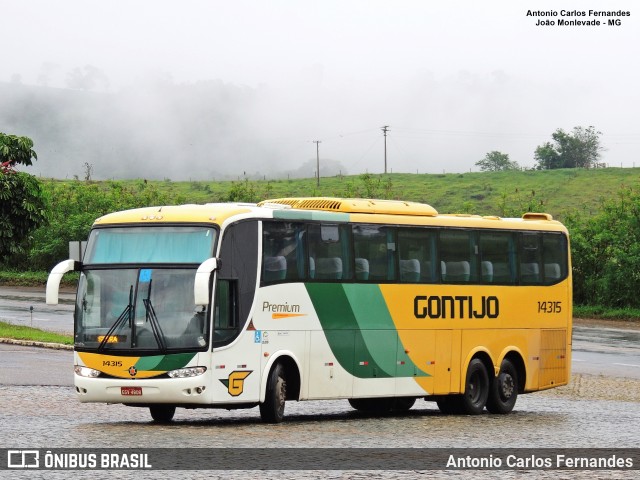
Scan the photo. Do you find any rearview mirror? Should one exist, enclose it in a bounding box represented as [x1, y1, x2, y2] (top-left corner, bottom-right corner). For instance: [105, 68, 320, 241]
[46, 259, 79, 305]
[194, 257, 218, 307]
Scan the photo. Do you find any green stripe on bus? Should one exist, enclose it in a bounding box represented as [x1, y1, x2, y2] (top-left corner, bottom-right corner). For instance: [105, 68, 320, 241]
[343, 284, 397, 376]
[135, 353, 196, 371]
[305, 283, 428, 378]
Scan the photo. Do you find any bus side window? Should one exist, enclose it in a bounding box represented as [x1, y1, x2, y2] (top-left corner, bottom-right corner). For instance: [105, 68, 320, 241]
[308, 224, 351, 281]
[479, 231, 516, 284]
[262, 221, 306, 283]
[397, 228, 435, 283]
[213, 279, 238, 345]
[520, 233, 542, 285]
[353, 225, 394, 282]
[439, 230, 473, 283]
[542, 233, 568, 285]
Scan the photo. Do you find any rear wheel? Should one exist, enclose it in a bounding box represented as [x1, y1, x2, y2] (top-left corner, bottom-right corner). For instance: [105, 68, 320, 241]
[260, 363, 287, 423]
[458, 358, 489, 415]
[149, 405, 176, 423]
[486, 359, 518, 414]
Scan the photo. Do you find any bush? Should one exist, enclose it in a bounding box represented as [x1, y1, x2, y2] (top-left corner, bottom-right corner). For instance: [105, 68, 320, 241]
[567, 185, 640, 308]
[4, 180, 184, 271]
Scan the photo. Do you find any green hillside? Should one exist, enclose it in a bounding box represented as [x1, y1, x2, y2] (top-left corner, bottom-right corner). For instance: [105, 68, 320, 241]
[60, 167, 639, 221]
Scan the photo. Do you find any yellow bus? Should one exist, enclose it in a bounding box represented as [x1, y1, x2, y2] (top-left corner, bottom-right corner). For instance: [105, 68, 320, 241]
[46, 197, 572, 423]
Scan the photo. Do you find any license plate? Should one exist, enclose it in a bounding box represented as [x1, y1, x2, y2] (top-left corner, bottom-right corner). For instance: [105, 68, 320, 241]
[121, 387, 142, 396]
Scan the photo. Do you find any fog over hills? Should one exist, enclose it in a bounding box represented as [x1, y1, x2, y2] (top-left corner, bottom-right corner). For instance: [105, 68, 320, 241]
[2, 1, 638, 180]
[3, 69, 636, 182]
[1, 80, 348, 181]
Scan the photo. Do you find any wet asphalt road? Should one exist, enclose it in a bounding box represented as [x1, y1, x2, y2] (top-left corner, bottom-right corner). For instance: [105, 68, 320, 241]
[0, 286, 75, 335]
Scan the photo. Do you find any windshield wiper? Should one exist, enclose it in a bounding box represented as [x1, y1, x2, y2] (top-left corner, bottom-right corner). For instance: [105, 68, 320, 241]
[98, 285, 133, 352]
[143, 279, 167, 353]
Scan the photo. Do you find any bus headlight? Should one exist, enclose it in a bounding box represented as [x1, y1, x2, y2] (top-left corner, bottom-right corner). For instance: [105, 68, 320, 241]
[74, 366, 101, 378]
[167, 367, 207, 378]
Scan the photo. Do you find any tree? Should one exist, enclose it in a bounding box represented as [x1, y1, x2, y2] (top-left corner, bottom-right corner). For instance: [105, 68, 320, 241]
[534, 126, 604, 170]
[0, 133, 37, 172]
[475, 151, 519, 172]
[566, 185, 640, 308]
[0, 133, 48, 261]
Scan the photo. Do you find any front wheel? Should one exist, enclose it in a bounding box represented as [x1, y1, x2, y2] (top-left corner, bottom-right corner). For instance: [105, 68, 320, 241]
[260, 363, 287, 423]
[149, 405, 176, 423]
[486, 359, 518, 414]
[458, 358, 489, 415]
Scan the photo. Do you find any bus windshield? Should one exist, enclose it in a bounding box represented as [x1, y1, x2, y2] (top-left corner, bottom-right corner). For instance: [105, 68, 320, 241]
[75, 268, 208, 352]
[84, 226, 216, 264]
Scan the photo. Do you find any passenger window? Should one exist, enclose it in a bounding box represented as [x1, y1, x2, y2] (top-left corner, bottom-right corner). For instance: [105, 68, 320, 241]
[542, 233, 567, 285]
[479, 232, 516, 284]
[308, 224, 352, 280]
[520, 233, 542, 284]
[262, 222, 306, 283]
[439, 230, 473, 283]
[397, 228, 436, 283]
[353, 225, 395, 282]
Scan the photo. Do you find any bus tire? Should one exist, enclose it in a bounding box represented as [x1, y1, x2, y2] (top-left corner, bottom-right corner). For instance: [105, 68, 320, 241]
[259, 363, 287, 423]
[149, 405, 176, 423]
[392, 397, 416, 412]
[436, 396, 459, 414]
[458, 358, 489, 415]
[486, 359, 518, 414]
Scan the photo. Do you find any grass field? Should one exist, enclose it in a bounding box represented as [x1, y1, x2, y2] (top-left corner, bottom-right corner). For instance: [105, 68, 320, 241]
[0, 321, 72, 345]
[49, 166, 640, 221]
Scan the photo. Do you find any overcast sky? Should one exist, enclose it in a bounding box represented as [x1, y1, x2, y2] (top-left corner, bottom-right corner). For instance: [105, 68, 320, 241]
[2, 0, 639, 178]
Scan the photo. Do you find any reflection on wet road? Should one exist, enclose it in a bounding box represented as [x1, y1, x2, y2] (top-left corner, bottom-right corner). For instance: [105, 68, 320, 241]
[572, 326, 640, 379]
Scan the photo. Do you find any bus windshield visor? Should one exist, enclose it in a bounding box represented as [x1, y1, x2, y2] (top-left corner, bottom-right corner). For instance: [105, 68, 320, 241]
[84, 226, 216, 264]
[75, 268, 208, 351]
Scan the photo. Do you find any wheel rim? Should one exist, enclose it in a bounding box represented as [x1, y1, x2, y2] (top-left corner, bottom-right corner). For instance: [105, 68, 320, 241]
[468, 371, 482, 404]
[499, 373, 515, 401]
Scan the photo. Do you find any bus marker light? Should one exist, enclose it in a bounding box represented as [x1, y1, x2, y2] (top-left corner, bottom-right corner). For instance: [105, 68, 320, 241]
[359, 361, 368, 366]
[237, 364, 247, 368]
[324, 362, 333, 367]
[263, 352, 269, 357]
[215, 365, 225, 369]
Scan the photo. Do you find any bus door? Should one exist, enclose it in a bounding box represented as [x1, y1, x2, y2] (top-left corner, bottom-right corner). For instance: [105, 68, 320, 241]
[211, 221, 262, 403]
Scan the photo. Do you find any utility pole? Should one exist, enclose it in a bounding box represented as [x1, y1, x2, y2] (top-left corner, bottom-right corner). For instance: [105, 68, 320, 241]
[313, 140, 321, 187]
[381, 126, 389, 174]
